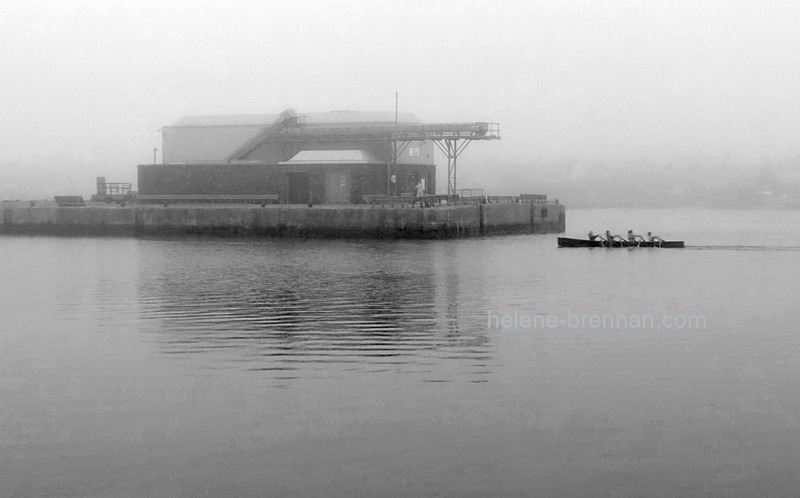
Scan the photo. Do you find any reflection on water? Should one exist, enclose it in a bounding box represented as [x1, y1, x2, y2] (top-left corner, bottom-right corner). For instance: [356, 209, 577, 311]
[136, 239, 494, 384]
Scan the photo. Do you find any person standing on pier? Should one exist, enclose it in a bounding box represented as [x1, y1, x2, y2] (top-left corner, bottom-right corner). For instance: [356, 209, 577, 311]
[413, 180, 425, 208]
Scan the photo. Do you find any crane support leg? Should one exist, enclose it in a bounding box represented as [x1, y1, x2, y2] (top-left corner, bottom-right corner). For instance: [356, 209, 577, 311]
[435, 139, 471, 195]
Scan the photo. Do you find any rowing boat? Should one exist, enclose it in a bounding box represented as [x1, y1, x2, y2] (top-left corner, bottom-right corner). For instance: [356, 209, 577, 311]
[557, 237, 685, 248]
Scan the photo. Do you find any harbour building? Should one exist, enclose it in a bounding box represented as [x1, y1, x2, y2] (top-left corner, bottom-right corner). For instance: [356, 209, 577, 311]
[138, 109, 500, 204]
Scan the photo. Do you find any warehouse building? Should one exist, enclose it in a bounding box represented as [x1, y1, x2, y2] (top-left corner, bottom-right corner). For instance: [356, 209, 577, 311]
[138, 109, 499, 204]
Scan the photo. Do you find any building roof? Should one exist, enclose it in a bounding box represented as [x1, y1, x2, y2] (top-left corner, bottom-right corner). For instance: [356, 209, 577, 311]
[304, 110, 420, 125]
[171, 110, 421, 128]
[172, 114, 280, 127]
[279, 150, 382, 165]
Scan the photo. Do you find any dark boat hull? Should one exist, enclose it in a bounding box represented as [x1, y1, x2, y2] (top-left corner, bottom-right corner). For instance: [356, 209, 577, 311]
[557, 237, 684, 248]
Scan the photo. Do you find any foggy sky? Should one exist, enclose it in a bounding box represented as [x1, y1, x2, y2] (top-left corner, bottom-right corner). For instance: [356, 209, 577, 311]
[2, 0, 800, 196]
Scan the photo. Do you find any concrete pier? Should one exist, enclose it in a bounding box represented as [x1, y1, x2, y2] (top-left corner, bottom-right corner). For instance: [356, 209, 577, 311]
[1, 202, 565, 239]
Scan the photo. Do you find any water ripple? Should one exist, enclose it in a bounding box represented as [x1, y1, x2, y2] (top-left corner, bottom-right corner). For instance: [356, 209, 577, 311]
[135, 241, 495, 383]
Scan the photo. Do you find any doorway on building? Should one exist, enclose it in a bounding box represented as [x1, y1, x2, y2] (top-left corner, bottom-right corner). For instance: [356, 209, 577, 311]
[287, 172, 310, 204]
[325, 172, 350, 204]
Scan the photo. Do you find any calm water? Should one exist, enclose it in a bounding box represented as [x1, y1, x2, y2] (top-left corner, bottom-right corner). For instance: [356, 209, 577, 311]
[2, 208, 800, 497]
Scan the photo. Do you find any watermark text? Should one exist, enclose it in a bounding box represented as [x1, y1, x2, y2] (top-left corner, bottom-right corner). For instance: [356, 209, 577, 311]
[487, 310, 706, 329]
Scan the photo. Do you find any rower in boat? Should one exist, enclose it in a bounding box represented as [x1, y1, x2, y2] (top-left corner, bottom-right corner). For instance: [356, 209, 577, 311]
[605, 230, 624, 246]
[627, 230, 645, 244]
[588, 231, 605, 242]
